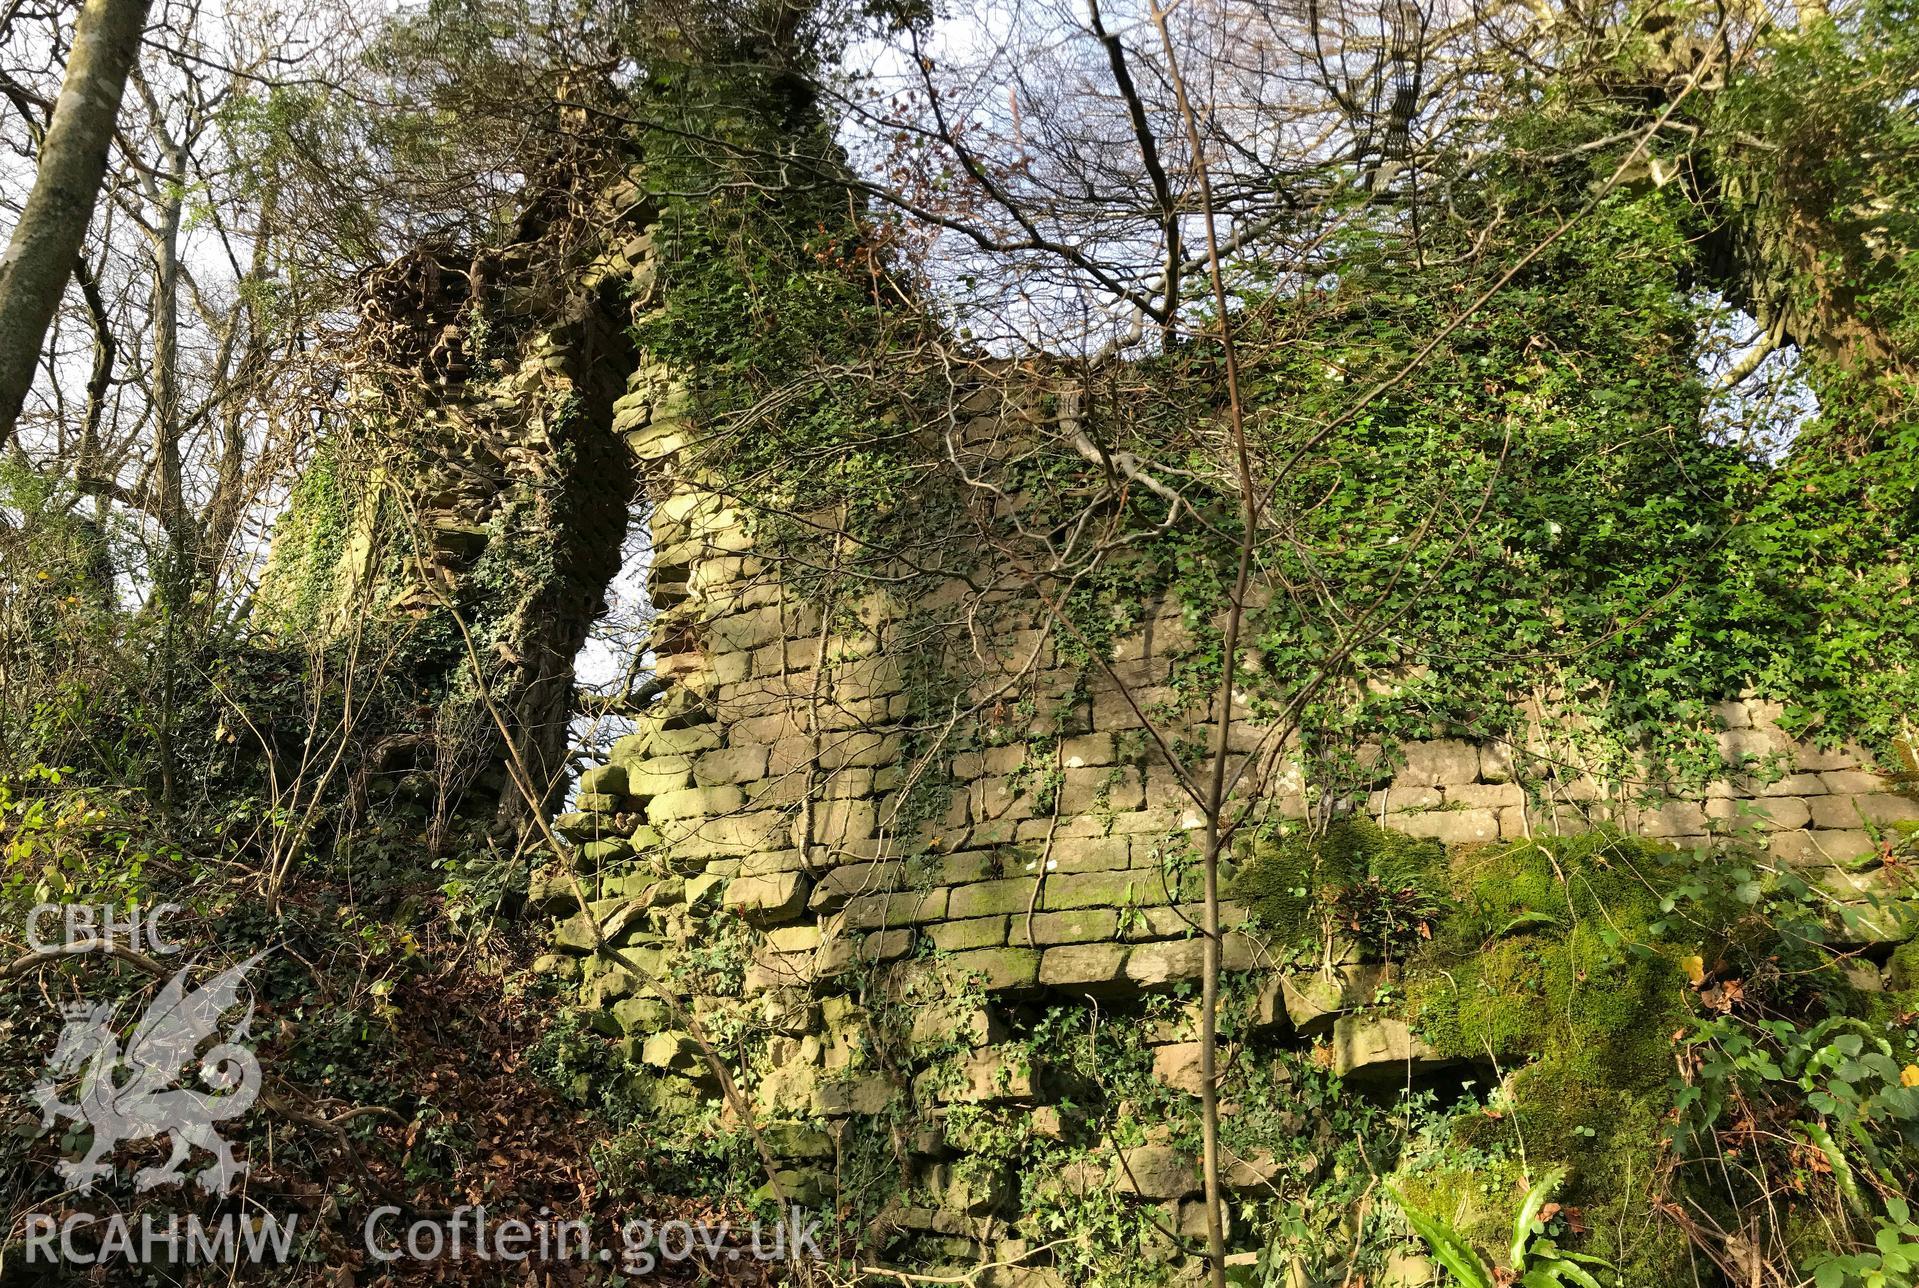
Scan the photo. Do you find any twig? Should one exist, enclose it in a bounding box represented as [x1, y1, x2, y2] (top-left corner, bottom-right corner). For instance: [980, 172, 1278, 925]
[0, 938, 168, 980]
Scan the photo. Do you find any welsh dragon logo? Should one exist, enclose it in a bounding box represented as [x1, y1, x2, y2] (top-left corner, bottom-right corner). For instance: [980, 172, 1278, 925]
[32, 953, 266, 1195]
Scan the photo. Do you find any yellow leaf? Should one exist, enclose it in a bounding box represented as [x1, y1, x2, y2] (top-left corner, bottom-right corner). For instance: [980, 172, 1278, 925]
[1681, 955, 1706, 986]
[1901, 1064, 1919, 1088]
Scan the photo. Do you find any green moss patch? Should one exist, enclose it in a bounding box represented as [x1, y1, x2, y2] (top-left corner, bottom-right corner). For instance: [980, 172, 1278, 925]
[1232, 818, 1449, 958]
[1390, 830, 1701, 1279]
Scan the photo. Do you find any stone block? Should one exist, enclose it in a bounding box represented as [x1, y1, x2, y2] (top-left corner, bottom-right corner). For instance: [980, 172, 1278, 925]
[1633, 801, 1711, 838]
[724, 872, 808, 924]
[1176, 1199, 1234, 1242]
[1821, 769, 1894, 795]
[705, 604, 818, 651]
[840, 887, 948, 930]
[1060, 767, 1145, 813]
[934, 1163, 1011, 1217]
[648, 724, 726, 758]
[1505, 802, 1595, 839]
[1151, 1042, 1209, 1096]
[1114, 1145, 1199, 1199]
[764, 925, 823, 954]
[611, 997, 668, 1033]
[819, 729, 902, 769]
[817, 768, 875, 800]
[813, 1073, 894, 1117]
[1398, 739, 1480, 787]
[972, 775, 1040, 823]
[731, 711, 805, 746]
[1810, 793, 1919, 830]
[1028, 835, 1128, 874]
[1127, 938, 1258, 989]
[578, 838, 634, 868]
[922, 1049, 1035, 1104]
[694, 744, 770, 786]
[1790, 741, 1862, 772]
[578, 764, 628, 796]
[656, 810, 786, 861]
[1718, 725, 1791, 767]
[1724, 796, 1811, 831]
[1091, 685, 1177, 731]
[1060, 733, 1117, 768]
[553, 898, 647, 953]
[1758, 772, 1828, 797]
[1041, 870, 1153, 911]
[647, 783, 744, 822]
[639, 1031, 704, 1075]
[741, 949, 807, 995]
[744, 773, 807, 807]
[908, 1001, 1007, 1050]
[625, 756, 695, 796]
[735, 848, 804, 878]
[1142, 767, 1195, 812]
[1027, 909, 1119, 945]
[756, 1059, 819, 1116]
[1766, 829, 1877, 869]
[1386, 809, 1500, 846]
[968, 819, 1021, 847]
[1124, 903, 1248, 941]
[819, 694, 907, 731]
[808, 860, 898, 911]
[939, 947, 1042, 992]
[1330, 1016, 1453, 1080]
[581, 965, 639, 1008]
[1223, 1149, 1285, 1192]
[949, 878, 1041, 919]
[552, 811, 611, 842]
[1477, 742, 1517, 783]
[527, 864, 584, 915]
[931, 851, 1011, 884]
[842, 930, 916, 966]
[1037, 943, 1130, 990]
[1370, 786, 1442, 812]
[1444, 782, 1525, 810]
[801, 796, 879, 857]
[1712, 700, 1753, 730]
[926, 917, 1009, 952]
[831, 655, 904, 703]
[763, 1122, 835, 1160]
[1277, 965, 1395, 1035]
[1100, 809, 1186, 834]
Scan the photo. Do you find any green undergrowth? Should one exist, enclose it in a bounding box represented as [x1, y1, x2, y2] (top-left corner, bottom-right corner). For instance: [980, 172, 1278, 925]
[1233, 824, 1701, 1278]
[1239, 821, 1919, 1284]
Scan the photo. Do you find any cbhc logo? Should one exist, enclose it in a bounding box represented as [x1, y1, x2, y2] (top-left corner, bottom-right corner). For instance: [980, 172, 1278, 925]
[26, 903, 183, 955]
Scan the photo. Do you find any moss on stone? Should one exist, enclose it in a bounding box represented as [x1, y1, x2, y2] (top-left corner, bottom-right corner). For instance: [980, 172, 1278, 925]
[1406, 831, 1690, 1089]
[1391, 831, 1701, 1279]
[1231, 818, 1447, 953]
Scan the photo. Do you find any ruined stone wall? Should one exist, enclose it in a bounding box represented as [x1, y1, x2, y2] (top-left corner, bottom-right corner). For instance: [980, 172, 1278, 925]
[249, 93, 1919, 1284]
[527, 379, 1919, 1280]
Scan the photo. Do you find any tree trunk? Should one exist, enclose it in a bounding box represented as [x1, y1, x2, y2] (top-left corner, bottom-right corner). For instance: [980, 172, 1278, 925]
[149, 144, 188, 812]
[0, 0, 154, 442]
[149, 143, 193, 605]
